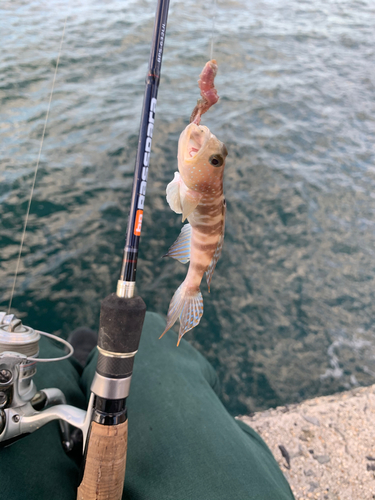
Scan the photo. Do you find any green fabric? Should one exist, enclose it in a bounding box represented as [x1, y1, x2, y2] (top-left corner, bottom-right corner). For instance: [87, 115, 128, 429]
[1, 312, 294, 500]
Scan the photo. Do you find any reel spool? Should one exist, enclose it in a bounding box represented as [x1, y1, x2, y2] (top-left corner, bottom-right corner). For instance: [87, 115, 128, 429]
[0, 313, 40, 383]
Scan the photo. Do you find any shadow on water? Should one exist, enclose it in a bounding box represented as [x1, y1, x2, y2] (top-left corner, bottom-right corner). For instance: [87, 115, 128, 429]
[1, 0, 375, 415]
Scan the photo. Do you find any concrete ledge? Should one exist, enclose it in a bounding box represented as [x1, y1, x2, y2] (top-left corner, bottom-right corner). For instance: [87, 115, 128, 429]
[238, 385, 375, 500]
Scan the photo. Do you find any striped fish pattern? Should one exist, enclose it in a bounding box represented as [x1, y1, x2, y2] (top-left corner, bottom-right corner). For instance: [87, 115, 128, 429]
[160, 121, 228, 345]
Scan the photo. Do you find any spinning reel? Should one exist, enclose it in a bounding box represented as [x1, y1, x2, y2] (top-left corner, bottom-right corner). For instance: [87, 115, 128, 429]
[0, 311, 92, 450]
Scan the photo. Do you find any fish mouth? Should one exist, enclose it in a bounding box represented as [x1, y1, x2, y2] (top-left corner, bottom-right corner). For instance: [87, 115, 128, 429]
[184, 123, 209, 160]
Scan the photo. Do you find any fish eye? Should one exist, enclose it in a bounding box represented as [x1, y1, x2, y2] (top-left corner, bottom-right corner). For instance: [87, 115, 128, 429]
[209, 154, 224, 167]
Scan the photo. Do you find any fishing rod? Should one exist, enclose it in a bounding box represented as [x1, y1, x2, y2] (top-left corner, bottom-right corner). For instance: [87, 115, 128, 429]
[118, 0, 168, 299]
[77, 0, 170, 498]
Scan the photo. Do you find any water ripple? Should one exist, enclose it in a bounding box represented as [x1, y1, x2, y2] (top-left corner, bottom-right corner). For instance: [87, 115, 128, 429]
[1, 0, 375, 414]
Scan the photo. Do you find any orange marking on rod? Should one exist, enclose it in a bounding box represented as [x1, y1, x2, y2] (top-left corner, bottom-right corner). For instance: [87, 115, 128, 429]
[134, 210, 143, 236]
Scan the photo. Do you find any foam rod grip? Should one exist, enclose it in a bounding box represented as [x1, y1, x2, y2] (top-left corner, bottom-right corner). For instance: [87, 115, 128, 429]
[77, 420, 128, 500]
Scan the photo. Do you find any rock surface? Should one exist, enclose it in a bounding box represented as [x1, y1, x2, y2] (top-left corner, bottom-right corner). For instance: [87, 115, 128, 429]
[239, 385, 375, 500]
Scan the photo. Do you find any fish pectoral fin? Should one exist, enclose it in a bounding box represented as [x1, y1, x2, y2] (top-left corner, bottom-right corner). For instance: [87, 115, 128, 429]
[159, 283, 203, 346]
[181, 189, 202, 222]
[206, 199, 226, 291]
[166, 171, 183, 214]
[165, 223, 192, 264]
[166, 172, 201, 221]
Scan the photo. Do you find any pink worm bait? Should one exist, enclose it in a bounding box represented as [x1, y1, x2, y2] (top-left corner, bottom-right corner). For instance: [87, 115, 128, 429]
[190, 59, 219, 125]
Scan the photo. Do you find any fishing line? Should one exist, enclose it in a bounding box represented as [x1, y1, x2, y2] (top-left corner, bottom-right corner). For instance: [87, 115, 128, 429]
[8, 17, 67, 314]
[210, 0, 217, 60]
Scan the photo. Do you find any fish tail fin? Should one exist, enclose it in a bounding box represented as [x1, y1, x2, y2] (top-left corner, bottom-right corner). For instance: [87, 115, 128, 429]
[159, 282, 203, 346]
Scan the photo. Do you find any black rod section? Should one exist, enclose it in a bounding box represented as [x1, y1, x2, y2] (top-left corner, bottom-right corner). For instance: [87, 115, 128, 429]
[119, 0, 170, 286]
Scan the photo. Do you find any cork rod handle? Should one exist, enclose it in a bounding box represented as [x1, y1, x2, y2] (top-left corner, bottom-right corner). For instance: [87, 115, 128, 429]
[77, 420, 128, 500]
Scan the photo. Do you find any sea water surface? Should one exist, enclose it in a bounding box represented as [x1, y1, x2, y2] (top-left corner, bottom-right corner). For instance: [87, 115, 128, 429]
[1, 0, 375, 415]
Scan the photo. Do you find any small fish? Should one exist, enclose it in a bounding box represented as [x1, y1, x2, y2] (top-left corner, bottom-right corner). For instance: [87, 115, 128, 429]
[160, 60, 228, 346]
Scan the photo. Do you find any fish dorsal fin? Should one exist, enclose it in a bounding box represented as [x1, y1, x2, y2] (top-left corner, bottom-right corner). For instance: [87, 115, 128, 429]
[206, 199, 226, 292]
[165, 223, 192, 264]
[180, 182, 202, 222]
[166, 172, 183, 214]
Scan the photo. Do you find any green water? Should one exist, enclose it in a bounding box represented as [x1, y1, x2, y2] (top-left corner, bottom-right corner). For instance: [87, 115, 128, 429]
[1, 0, 375, 415]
